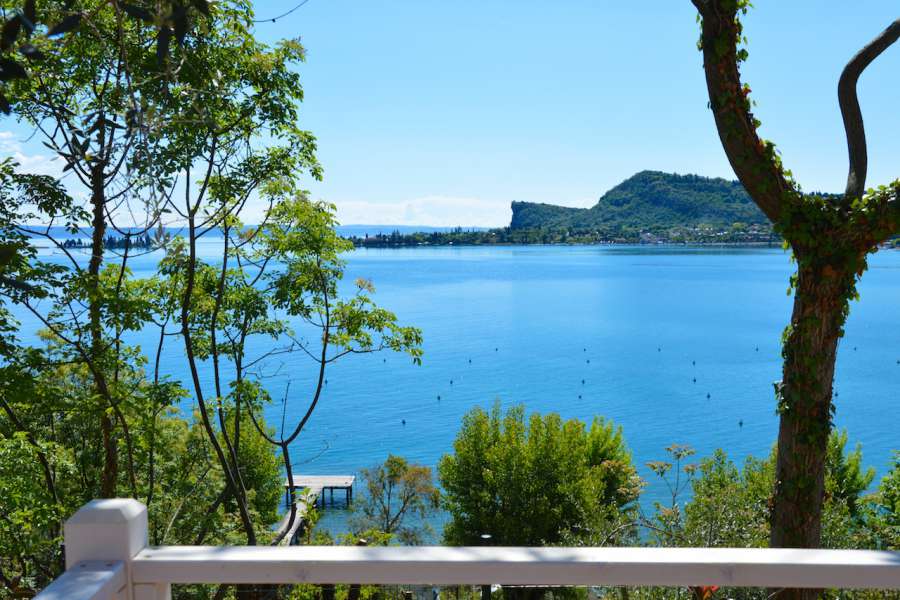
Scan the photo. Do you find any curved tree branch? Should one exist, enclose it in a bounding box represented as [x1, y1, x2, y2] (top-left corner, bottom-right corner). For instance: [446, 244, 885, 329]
[838, 18, 900, 200]
[692, 0, 796, 223]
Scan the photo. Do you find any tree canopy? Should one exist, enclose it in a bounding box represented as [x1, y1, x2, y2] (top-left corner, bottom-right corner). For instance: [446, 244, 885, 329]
[438, 402, 641, 547]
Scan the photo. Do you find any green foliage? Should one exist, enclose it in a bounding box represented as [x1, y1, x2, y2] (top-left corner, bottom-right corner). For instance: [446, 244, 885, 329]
[0, 432, 71, 594]
[681, 451, 771, 548]
[350, 455, 439, 545]
[438, 402, 641, 546]
[648, 430, 879, 551]
[261, 196, 424, 366]
[0, 2, 420, 597]
[826, 430, 875, 519]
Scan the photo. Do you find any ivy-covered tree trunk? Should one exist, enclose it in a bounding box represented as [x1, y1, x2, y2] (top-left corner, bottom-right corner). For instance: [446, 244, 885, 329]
[690, 7, 900, 598]
[772, 259, 855, 550]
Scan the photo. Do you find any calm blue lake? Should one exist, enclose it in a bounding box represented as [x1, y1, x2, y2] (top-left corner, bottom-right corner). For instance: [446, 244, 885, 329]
[13, 242, 900, 537]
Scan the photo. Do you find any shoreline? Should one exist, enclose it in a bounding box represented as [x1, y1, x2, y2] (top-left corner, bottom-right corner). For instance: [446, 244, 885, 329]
[350, 240, 786, 249]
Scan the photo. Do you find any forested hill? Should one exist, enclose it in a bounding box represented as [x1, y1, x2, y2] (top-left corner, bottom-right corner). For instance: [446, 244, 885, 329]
[510, 171, 768, 232]
[350, 171, 784, 247]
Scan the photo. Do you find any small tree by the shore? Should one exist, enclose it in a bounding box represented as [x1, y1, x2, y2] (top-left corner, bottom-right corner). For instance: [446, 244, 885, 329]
[350, 454, 439, 545]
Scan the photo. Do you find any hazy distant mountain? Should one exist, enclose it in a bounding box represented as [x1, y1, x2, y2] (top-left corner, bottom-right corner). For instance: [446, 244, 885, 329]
[510, 171, 769, 232]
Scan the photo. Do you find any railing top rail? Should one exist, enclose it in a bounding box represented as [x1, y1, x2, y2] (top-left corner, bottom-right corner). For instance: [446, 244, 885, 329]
[35, 560, 125, 600]
[132, 545, 900, 589]
[36, 499, 900, 599]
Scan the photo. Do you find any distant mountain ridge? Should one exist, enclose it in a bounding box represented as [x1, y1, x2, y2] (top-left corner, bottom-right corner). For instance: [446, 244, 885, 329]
[510, 171, 769, 232]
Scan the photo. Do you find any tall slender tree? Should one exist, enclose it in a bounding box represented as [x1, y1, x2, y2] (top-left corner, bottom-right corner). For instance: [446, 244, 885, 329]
[690, 0, 899, 579]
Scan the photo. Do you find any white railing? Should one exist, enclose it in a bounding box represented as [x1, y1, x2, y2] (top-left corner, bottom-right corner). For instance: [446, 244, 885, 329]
[35, 499, 900, 600]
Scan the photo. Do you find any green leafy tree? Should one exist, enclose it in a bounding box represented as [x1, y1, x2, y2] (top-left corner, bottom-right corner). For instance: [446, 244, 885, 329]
[658, 433, 868, 559]
[641, 434, 879, 600]
[351, 454, 439, 545]
[689, 1, 900, 570]
[438, 402, 641, 547]
[0, 3, 421, 598]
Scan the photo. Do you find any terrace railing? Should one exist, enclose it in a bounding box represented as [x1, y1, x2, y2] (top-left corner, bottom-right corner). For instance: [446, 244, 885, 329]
[35, 499, 900, 600]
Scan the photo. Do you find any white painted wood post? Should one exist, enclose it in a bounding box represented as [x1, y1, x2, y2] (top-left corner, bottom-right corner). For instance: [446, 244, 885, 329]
[64, 499, 170, 600]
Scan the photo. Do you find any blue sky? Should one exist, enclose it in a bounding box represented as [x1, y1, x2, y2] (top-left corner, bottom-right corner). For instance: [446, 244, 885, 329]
[4, 1, 900, 226]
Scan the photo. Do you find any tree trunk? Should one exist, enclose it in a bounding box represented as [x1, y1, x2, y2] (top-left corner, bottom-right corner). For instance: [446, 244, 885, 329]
[87, 165, 118, 499]
[770, 257, 854, 599]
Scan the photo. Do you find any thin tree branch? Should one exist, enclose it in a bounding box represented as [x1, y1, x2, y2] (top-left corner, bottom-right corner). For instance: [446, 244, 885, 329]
[838, 18, 900, 200]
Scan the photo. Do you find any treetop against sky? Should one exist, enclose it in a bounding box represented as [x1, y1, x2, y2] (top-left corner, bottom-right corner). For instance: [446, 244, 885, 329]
[3, 1, 899, 227]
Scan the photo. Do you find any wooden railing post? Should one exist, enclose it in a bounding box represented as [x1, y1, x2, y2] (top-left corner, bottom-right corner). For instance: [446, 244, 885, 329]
[64, 499, 170, 600]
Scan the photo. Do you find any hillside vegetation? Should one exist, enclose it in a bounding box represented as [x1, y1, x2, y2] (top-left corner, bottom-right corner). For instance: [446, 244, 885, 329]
[352, 171, 781, 247]
[510, 171, 769, 233]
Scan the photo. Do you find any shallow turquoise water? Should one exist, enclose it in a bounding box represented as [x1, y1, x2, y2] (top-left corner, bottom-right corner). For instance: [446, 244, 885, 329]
[13, 243, 900, 537]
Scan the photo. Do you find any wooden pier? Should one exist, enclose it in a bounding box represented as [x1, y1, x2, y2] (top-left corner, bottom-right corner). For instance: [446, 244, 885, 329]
[275, 475, 355, 546]
[284, 475, 355, 509]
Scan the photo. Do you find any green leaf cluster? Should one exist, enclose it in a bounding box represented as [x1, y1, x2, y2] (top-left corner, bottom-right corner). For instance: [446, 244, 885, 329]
[438, 402, 641, 546]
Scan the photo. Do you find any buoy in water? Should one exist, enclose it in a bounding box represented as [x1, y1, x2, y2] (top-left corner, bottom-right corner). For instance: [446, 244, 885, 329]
[402, 419, 406, 425]
[706, 392, 711, 399]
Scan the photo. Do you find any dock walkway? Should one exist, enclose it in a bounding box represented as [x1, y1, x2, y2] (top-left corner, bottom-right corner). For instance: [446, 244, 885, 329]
[275, 474, 356, 546]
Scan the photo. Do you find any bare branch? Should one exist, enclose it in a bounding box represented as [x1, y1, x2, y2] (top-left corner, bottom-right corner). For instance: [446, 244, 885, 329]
[838, 18, 900, 200]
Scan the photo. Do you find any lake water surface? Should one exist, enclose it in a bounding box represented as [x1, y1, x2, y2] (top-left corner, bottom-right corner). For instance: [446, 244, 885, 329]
[16, 242, 900, 537]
